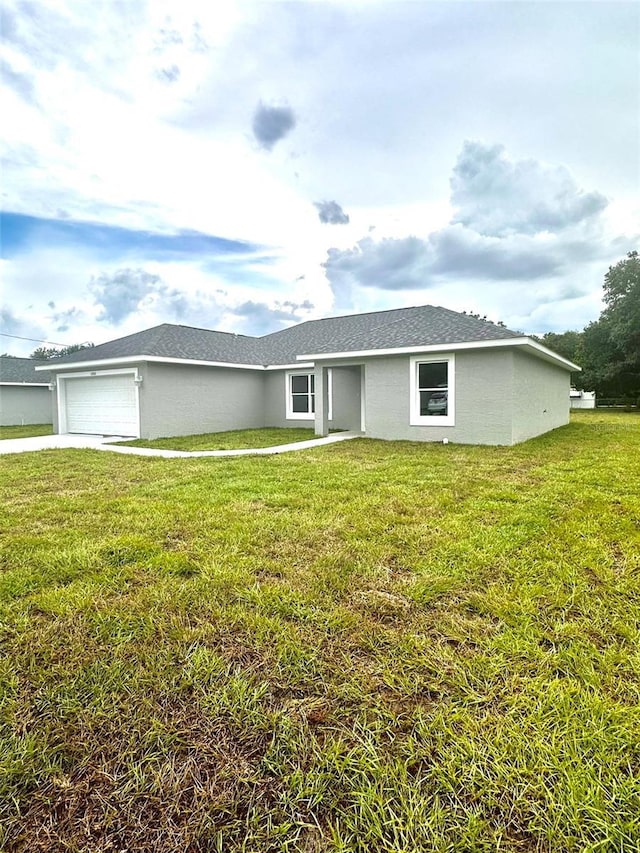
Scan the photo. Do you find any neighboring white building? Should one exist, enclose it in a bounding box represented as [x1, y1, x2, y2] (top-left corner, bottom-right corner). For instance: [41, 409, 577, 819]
[570, 388, 596, 409]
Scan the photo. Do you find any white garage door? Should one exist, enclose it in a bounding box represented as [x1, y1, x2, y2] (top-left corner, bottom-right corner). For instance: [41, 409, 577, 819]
[64, 373, 138, 436]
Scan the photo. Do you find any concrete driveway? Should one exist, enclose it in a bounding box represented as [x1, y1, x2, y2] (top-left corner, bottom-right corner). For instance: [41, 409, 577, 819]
[0, 431, 360, 458]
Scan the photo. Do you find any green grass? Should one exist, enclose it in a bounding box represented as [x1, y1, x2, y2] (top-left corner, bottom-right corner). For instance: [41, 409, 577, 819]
[113, 426, 326, 451]
[0, 411, 639, 851]
[0, 423, 53, 440]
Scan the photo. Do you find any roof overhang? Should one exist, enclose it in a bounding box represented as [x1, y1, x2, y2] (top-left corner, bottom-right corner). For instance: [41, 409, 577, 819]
[35, 355, 266, 372]
[0, 382, 51, 387]
[264, 362, 314, 371]
[35, 355, 316, 373]
[33, 338, 580, 375]
[296, 337, 581, 372]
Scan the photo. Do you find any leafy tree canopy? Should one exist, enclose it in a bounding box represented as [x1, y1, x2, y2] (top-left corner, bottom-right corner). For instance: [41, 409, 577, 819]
[554, 251, 640, 399]
[603, 250, 640, 311]
[540, 330, 582, 363]
[538, 251, 639, 400]
[585, 251, 640, 397]
[30, 343, 94, 360]
[540, 330, 584, 387]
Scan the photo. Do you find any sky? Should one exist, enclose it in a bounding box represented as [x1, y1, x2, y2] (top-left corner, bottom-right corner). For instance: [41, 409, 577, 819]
[1, 0, 639, 356]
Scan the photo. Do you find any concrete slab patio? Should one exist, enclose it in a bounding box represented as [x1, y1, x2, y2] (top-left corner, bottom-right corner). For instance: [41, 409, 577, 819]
[0, 431, 361, 458]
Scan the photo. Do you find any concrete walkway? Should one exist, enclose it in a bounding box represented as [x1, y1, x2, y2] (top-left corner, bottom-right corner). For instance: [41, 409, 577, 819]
[0, 434, 121, 455]
[0, 431, 361, 458]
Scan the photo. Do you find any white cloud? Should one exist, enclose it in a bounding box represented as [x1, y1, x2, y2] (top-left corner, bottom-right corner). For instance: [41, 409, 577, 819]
[0, 0, 638, 350]
[450, 141, 608, 237]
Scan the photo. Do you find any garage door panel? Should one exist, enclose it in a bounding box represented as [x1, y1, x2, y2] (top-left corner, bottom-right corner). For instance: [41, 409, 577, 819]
[64, 374, 138, 436]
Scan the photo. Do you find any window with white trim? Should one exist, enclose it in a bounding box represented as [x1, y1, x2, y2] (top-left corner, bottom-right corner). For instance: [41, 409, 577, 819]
[409, 354, 455, 426]
[286, 372, 315, 419]
[285, 370, 334, 421]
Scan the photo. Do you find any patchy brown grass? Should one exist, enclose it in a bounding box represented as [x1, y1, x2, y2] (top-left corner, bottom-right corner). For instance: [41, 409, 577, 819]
[1, 412, 639, 851]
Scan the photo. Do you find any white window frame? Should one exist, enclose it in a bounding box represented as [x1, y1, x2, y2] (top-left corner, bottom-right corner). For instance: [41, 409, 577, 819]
[409, 354, 455, 427]
[57, 367, 141, 436]
[285, 370, 332, 421]
[285, 371, 315, 420]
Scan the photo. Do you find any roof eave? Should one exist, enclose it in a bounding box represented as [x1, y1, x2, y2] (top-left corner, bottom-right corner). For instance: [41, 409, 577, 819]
[35, 355, 266, 371]
[296, 337, 581, 372]
[520, 339, 581, 371]
[32, 337, 581, 374]
[0, 381, 51, 387]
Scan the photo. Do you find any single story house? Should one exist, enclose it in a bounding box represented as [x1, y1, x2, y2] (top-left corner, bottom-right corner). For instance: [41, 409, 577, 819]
[36, 304, 580, 446]
[0, 357, 52, 426]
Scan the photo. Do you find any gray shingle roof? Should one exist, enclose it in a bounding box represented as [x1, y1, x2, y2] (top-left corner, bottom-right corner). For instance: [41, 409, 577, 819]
[259, 305, 521, 362]
[41, 324, 265, 366]
[39, 305, 524, 369]
[0, 357, 51, 384]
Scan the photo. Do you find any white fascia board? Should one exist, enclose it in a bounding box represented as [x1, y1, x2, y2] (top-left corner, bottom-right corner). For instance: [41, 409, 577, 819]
[35, 355, 265, 372]
[264, 362, 314, 371]
[56, 366, 141, 380]
[517, 339, 581, 371]
[0, 382, 50, 387]
[297, 337, 581, 372]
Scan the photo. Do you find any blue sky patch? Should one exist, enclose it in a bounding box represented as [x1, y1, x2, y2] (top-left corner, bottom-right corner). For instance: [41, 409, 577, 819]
[0, 212, 264, 261]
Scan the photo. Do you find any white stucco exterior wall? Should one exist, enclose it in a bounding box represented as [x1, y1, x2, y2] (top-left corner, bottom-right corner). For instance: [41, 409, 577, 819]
[140, 363, 265, 439]
[363, 350, 514, 445]
[361, 348, 571, 445]
[510, 350, 570, 443]
[0, 386, 52, 426]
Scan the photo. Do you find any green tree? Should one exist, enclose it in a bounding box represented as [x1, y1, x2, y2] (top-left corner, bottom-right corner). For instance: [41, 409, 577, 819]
[540, 330, 584, 387]
[582, 251, 640, 398]
[540, 330, 582, 364]
[30, 343, 94, 360]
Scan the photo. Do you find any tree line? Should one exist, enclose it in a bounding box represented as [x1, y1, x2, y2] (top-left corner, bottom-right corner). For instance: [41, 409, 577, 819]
[1, 343, 94, 360]
[540, 251, 639, 401]
[29, 342, 94, 360]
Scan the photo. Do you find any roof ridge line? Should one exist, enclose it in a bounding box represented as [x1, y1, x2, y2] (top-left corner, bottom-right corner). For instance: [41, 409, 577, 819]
[257, 303, 437, 341]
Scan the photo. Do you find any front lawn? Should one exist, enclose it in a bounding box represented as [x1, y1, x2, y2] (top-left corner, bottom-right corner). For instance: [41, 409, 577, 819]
[1, 411, 639, 851]
[113, 426, 323, 451]
[0, 423, 53, 440]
